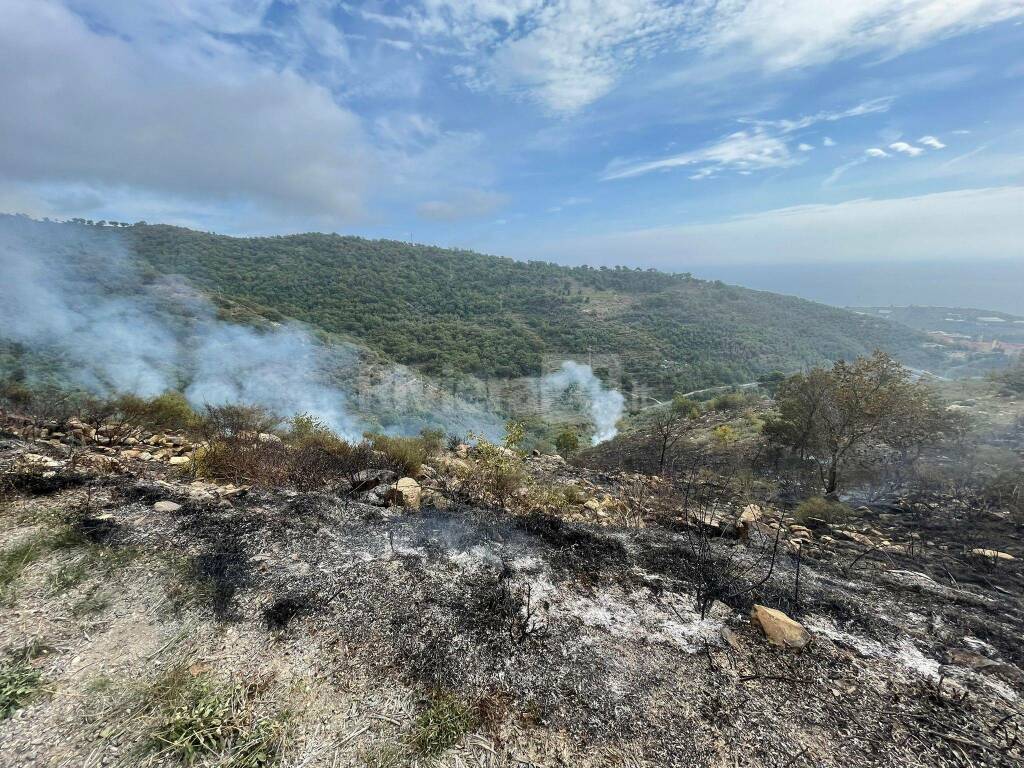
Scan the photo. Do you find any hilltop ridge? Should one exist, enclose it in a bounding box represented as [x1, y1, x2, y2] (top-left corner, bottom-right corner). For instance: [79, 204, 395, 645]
[2, 215, 942, 397]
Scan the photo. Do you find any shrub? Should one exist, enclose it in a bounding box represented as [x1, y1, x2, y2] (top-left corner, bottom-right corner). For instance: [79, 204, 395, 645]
[368, 433, 428, 477]
[194, 404, 280, 442]
[793, 496, 850, 525]
[462, 438, 528, 508]
[503, 420, 526, 453]
[418, 427, 446, 455]
[554, 429, 580, 456]
[114, 391, 198, 432]
[712, 424, 737, 446]
[709, 392, 749, 412]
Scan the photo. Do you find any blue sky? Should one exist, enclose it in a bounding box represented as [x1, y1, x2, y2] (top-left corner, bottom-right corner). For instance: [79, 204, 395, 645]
[2, 1, 1024, 281]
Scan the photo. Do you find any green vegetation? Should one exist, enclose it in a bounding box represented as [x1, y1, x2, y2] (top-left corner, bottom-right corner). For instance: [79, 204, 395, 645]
[764, 352, 953, 493]
[113, 391, 199, 432]
[0, 216, 940, 397]
[554, 428, 580, 455]
[0, 534, 50, 599]
[793, 497, 850, 525]
[410, 692, 477, 757]
[0, 656, 42, 719]
[142, 669, 287, 767]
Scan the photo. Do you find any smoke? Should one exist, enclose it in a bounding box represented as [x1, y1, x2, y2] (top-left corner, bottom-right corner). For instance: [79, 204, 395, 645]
[0, 216, 504, 440]
[542, 360, 625, 444]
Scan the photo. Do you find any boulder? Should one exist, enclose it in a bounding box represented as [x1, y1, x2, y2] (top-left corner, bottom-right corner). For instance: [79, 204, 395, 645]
[386, 477, 421, 510]
[736, 504, 763, 539]
[750, 605, 810, 650]
[352, 469, 398, 493]
[168, 456, 191, 466]
[153, 500, 182, 513]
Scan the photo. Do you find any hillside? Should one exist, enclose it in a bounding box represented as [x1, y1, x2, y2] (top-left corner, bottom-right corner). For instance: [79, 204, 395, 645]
[854, 306, 1024, 344]
[2, 216, 940, 396]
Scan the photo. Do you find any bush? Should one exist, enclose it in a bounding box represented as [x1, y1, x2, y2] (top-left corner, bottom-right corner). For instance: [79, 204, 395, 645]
[793, 496, 850, 525]
[554, 429, 580, 456]
[461, 438, 527, 508]
[418, 427, 446, 455]
[114, 391, 198, 432]
[709, 392, 749, 412]
[368, 433, 429, 477]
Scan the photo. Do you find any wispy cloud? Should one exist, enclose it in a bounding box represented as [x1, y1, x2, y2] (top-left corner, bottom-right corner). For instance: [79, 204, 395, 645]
[740, 98, 894, 133]
[606, 99, 890, 182]
[603, 128, 795, 181]
[379, 1, 1024, 113]
[919, 135, 947, 149]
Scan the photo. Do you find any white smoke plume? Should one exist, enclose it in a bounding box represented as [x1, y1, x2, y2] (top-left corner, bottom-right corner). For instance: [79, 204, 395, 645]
[0, 216, 504, 440]
[542, 360, 625, 444]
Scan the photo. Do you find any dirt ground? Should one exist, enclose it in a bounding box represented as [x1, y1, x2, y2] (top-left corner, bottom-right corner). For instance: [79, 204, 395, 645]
[1, 435, 1022, 767]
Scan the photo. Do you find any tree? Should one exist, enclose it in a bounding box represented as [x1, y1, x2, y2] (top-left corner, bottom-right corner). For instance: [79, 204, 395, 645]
[651, 396, 700, 474]
[764, 352, 950, 494]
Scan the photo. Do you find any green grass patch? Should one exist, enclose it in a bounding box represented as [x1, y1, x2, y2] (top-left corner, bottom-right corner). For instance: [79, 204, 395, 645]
[0, 657, 42, 719]
[410, 692, 477, 758]
[0, 533, 50, 599]
[138, 668, 288, 767]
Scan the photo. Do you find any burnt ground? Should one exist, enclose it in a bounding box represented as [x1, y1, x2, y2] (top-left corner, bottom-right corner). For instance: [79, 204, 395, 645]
[1, 436, 1022, 767]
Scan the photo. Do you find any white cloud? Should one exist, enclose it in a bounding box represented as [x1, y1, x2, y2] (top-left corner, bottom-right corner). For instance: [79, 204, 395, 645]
[0, 0, 375, 222]
[699, 0, 1024, 73]
[919, 135, 947, 149]
[890, 141, 925, 156]
[603, 128, 795, 181]
[397, 1, 1023, 113]
[823, 137, 837, 147]
[866, 148, 891, 158]
[798, 143, 814, 152]
[539, 187, 1024, 266]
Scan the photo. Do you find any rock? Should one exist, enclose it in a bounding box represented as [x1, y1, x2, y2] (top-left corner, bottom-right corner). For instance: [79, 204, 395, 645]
[421, 490, 451, 511]
[168, 456, 191, 466]
[720, 627, 744, 653]
[736, 504, 763, 538]
[352, 469, 398, 493]
[20, 453, 62, 469]
[789, 525, 813, 541]
[153, 501, 182, 513]
[258, 432, 282, 443]
[969, 548, 1015, 561]
[386, 477, 421, 510]
[750, 605, 810, 650]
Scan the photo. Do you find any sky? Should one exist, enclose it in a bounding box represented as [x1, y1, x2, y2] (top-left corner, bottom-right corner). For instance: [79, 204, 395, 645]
[2, 1, 1023, 309]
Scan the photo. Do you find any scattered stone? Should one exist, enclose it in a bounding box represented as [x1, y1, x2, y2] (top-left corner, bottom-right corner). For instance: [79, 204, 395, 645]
[969, 548, 1015, 561]
[153, 501, 182, 513]
[168, 456, 191, 466]
[750, 605, 810, 650]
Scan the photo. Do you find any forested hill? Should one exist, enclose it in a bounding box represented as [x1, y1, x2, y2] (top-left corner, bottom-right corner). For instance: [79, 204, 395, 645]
[5, 216, 940, 395]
